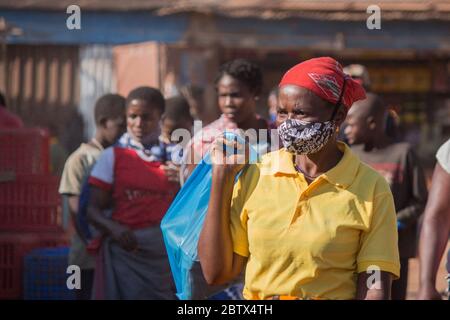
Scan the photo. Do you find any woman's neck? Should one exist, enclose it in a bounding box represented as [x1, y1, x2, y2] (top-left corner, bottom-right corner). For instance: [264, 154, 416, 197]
[237, 114, 264, 131]
[294, 139, 343, 181]
[92, 133, 108, 149]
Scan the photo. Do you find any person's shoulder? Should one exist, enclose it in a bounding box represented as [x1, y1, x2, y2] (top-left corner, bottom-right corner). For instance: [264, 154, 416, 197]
[357, 160, 386, 180]
[349, 143, 364, 151]
[237, 148, 281, 176]
[254, 148, 291, 175]
[348, 143, 365, 158]
[191, 118, 221, 141]
[436, 138, 450, 173]
[66, 143, 106, 171]
[437, 138, 450, 156]
[59, 144, 97, 194]
[237, 154, 271, 190]
[259, 148, 284, 164]
[96, 145, 117, 162]
[390, 142, 423, 166]
[68, 143, 101, 162]
[354, 158, 392, 195]
[65, 144, 88, 165]
[198, 117, 223, 132]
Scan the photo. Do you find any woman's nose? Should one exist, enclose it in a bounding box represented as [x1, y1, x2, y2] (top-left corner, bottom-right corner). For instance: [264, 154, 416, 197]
[135, 116, 143, 127]
[224, 96, 232, 107]
[344, 124, 351, 135]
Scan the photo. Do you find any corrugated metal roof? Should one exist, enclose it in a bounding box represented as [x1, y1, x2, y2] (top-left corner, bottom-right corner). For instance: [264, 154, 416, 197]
[0, 0, 167, 11]
[1, 10, 188, 45]
[0, 44, 84, 152]
[1, 1, 449, 21]
[156, 1, 450, 21]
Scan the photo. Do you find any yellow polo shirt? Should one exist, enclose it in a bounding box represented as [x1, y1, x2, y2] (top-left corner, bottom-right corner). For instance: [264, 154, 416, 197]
[230, 142, 400, 300]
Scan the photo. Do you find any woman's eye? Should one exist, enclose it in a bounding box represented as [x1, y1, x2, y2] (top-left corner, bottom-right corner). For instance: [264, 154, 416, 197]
[294, 110, 305, 115]
[128, 114, 137, 119]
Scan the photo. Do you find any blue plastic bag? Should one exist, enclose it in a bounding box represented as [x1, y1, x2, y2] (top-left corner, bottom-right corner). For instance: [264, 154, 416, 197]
[160, 132, 259, 300]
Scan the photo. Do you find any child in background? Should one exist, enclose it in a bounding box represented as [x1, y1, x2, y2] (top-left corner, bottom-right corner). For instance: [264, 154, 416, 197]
[345, 92, 428, 300]
[87, 87, 177, 299]
[160, 96, 194, 184]
[59, 94, 126, 300]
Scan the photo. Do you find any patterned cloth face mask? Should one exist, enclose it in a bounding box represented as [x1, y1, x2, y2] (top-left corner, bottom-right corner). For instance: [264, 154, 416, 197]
[278, 119, 336, 155]
[277, 78, 347, 155]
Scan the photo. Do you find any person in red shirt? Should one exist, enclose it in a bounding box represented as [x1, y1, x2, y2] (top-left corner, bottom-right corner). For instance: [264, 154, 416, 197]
[0, 91, 24, 129]
[87, 87, 177, 299]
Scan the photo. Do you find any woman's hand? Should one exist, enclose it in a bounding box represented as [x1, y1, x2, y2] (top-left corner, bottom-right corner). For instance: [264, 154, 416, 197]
[160, 161, 180, 183]
[210, 135, 250, 176]
[109, 224, 138, 252]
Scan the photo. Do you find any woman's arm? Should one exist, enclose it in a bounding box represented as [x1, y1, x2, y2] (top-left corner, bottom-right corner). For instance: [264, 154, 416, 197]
[198, 137, 248, 285]
[417, 162, 450, 300]
[356, 271, 393, 300]
[198, 166, 247, 285]
[87, 186, 137, 251]
[66, 195, 88, 244]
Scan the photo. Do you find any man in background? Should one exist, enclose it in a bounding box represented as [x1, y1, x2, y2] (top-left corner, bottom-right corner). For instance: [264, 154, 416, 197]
[345, 93, 428, 299]
[59, 94, 126, 300]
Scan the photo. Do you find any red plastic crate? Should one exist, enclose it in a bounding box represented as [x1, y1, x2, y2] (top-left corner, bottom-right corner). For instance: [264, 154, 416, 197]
[0, 174, 63, 232]
[0, 128, 50, 174]
[0, 231, 69, 299]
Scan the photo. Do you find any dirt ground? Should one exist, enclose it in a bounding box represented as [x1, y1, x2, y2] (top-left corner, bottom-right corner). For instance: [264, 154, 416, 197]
[406, 240, 449, 300]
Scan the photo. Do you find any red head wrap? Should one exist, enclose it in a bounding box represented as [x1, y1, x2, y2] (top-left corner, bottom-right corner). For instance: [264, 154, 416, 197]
[279, 57, 366, 109]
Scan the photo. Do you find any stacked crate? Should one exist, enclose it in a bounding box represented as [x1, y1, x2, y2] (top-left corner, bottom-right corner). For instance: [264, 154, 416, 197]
[0, 128, 69, 299]
[23, 247, 76, 300]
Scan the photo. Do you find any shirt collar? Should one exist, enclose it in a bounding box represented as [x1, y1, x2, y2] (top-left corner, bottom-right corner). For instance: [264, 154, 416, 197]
[322, 142, 360, 188]
[118, 132, 156, 151]
[265, 142, 359, 189]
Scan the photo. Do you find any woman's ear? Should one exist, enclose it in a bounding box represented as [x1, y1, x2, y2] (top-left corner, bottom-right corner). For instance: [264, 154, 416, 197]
[334, 106, 348, 126]
[98, 117, 108, 129]
[367, 116, 376, 130]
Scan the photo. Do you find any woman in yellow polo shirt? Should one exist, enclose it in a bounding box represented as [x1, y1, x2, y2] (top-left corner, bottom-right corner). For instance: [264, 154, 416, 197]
[198, 57, 401, 300]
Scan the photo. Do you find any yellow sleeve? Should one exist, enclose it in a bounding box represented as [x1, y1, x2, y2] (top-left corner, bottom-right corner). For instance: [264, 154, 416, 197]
[356, 183, 401, 279]
[229, 169, 250, 258]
